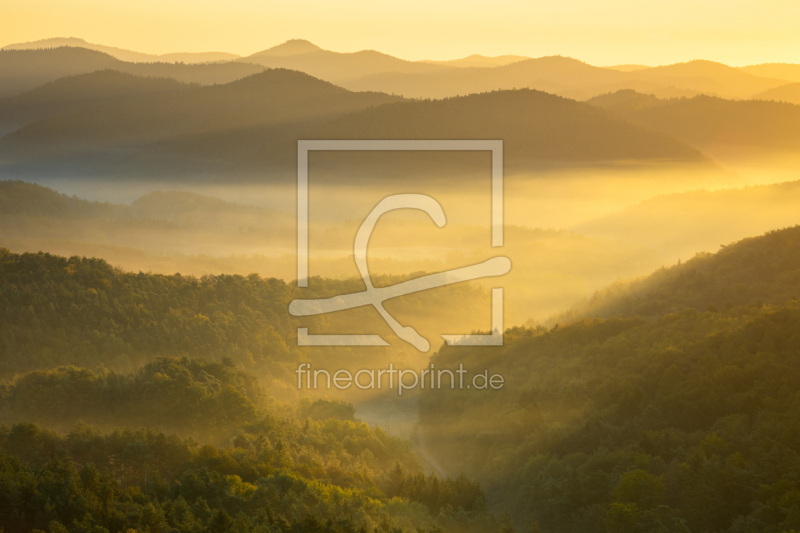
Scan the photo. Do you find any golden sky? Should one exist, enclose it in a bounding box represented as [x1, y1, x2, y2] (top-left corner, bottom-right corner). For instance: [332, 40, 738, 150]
[2, 0, 799, 66]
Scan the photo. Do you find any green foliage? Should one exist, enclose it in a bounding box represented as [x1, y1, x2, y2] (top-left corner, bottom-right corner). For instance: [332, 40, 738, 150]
[564, 225, 800, 320]
[298, 398, 356, 422]
[0, 418, 495, 533]
[0, 357, 266, 440]
[0, 247, 298, 378]
[381, 463, 485, 515]
[421, 242, 800, 533]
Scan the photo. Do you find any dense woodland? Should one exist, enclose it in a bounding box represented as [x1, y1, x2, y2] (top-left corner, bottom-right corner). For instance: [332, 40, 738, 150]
[0, 417, 491, 532]
[0, 359, 495, 532]
[3, 37, 800, 533]
[5, 221, 800, 532]
[421, 225, 800, 532]
[0, 246, 486, 389]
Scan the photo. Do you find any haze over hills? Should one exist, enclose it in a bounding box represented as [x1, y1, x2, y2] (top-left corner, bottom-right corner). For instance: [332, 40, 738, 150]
[241, 41, 448, 83]
[0, 38, 793, 105]
[606, 64, 652, 72]
[341, 57, 788, 101]
[589, 90, 800, 151]
[0, 70, 194, 132]
[0, 68, 401, 171]
[755, 82, 800, 105]
[633, 60, 786, 99]
[740, 63, 800, 83]
[307, 89, 708, 168]
[249, 38, 323, 57]
[420, 54, 529, 68]
[2, 37, 241, 63]
[573, 179, 800, 261]
[0, 74, 712, 179]
[341, 55, 635, 100]
[563, 223, 800, 321]
[0, 48, 263, 98]
[420, 225, 800, 532]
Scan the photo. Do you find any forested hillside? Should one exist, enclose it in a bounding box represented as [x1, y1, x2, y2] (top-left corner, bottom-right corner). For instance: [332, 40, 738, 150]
[0, 412, 492, 532]
[589, 90, 800, 151]
[0, 70, 195, 129]
[563, 224, 800, 321]
[0, 48, 263, 98]
[0, 247, 489, 387]
[420, 226, 800, 532]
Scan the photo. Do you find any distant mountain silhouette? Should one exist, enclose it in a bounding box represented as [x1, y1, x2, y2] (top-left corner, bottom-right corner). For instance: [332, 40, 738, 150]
[0, 47, 119, 98]
[0, 179, 116, 218]
[606, 64, 651, 72]
[0, 48, 263, 98]
[0, 180, 291, 240]
[340, 57, 784, 100]
[306, 89, 707, 167]
[574, 179, 800, 260]
[342, 55, 627, 99]
[755, 82, 800, 105]
[2, 37, 241, 63]
[562, 223, 800, 321]
[0, 75, 710, 179]
[135, 88, 710, 182]
[740, 63, 800, 83]
[587, 89, 663, 114]
[0, 68, 402, 174]
[590, 90, 800, 150]
[0, 70, 193, 131]
[250, 39, 322, 57]
[241, 41, 448, 83]
[631, 60, 787, 99]
[420, 54, 528, 68]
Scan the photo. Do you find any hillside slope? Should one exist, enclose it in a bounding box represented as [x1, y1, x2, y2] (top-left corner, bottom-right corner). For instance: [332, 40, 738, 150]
[755, 82, 800, 105]
[242, 41, 448, 83]
[0, 80, 710, 178]
[2, 37, 240, 63]
[741, 63, 800, 83]
[420, 224, 800, 532]
[589, 90, 800, 150]
[0, 70, 195, 130]
[342, 58, 787, 101]
[573, 180, 800, 261]
[563, 224, 800, 320]
[0, 48, 263, 98]
[0, 68, 401, 166]
[308, 89, 707, 166]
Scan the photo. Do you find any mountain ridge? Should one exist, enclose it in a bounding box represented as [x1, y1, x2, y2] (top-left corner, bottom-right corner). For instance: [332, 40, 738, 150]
[2, 37, 241, 63]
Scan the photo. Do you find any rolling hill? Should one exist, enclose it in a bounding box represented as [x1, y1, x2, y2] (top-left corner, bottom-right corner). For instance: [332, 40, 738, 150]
[2, 37, 241, 63]
[754, 82, 800, 105]
[0, 48, 263, 98]
[0, 47, 119, 98]
[589, 90, 800, 150]
[0, 68, 401, 168]
[420, 224, 800, 531]
[341, 55, 631, 100]
[0, 70, 194, 131]
[606, 64, 652, 72]
[420, 54, 529, 68]
[249, 38, 323, 57]
[562, 223, 800, 321]
[740, 62, 800, 83]
[0, 69, 711, 178]
[241, 40, 448, 84]
[307, 89, 708, 166]
[573, 179, 800, 261]
[341, 57, 787, 101]
[631, 59, 787, 99]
